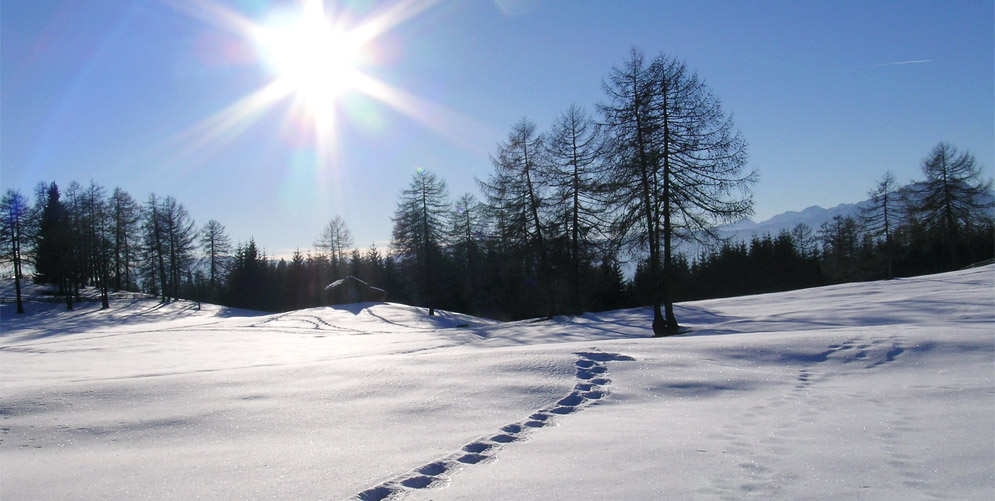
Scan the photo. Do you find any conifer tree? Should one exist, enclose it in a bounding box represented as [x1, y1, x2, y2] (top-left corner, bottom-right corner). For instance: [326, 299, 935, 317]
[34, 183, 74, 310]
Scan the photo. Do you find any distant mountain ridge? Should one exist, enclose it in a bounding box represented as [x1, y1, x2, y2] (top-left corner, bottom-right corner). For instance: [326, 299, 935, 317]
[722, 183, 994, 243]
[721, 201, 868, 241]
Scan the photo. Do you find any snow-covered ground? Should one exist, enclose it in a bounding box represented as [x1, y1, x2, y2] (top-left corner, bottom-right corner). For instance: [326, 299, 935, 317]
[2, 266, 993, 500]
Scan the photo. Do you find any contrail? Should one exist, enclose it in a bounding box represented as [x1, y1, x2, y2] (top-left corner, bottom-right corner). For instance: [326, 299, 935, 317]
[857, 59, 933, 68]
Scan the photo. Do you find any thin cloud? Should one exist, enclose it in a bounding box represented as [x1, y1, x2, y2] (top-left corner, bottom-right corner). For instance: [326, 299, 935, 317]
[856, 59, 933, 68]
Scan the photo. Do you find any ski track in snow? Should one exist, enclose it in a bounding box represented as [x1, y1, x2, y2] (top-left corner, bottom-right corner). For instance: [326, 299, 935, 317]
[353, 351, 635, 501]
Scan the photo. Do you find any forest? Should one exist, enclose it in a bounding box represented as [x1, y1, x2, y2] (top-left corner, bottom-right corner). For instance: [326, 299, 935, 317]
[3, 50, 993, 325]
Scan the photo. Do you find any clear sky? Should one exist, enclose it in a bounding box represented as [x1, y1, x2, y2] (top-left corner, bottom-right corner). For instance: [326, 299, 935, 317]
[3, 0, 993, 258]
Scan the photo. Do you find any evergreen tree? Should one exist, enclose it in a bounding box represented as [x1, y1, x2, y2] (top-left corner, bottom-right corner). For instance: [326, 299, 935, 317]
[819, 215, 866, 282]
[227, 238, 268, 310]
[33, 183, 74, 310]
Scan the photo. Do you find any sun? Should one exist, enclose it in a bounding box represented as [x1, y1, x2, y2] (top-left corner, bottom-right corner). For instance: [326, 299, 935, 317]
[162, 0, 485, 171]
[252, 4, 363, 119]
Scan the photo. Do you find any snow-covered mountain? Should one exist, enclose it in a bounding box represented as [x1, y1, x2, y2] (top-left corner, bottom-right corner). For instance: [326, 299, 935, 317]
[722, 185, 994, 243]
[2, 266, 993, 499]
[722, 200, 868, 241]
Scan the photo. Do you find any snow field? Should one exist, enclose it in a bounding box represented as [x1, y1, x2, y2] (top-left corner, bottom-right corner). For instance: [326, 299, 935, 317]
[1, 266, 993, 499]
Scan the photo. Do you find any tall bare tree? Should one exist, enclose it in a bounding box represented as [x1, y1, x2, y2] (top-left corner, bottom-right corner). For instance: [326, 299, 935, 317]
[906, 142, 993, 268]
[392, 169, 449, 315]
[160, 196, 196, 301]
[479, 118, 556, 315]
[109, 188, 140, 291]
[1, 190, 30, 313]
[200, 219, 232, 299]
[546, 104, 606, 311]
[315, 215, 353, 278]
[83, 182, 111, 308]
[601, 48, 755, 335]
[861, 171, 900, 278]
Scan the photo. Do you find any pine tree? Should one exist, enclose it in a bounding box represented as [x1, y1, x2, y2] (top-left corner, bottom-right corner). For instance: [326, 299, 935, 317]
[33, 183, 74, 310]
[228, 238, 268, 310]
[448, 193, 486, 313]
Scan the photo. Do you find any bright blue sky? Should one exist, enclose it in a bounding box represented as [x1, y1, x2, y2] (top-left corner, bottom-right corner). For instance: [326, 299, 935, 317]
[3, 0, 993, 257]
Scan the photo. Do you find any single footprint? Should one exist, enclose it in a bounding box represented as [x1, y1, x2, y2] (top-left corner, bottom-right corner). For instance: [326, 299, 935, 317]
[462, 442, 492, 454]
[401, 476, 436, 489]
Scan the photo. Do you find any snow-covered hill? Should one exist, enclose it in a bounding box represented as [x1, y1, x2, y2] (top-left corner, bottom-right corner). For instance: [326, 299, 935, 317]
[2, 267, 993, 499]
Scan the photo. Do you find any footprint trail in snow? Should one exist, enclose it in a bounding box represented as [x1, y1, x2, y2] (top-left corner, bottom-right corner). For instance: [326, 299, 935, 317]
[354, 351, 635, 501]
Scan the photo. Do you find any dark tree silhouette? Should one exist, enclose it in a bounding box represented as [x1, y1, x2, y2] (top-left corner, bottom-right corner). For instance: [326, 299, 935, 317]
[109, 188, 140, 291]
[861, 171, 900, 278]
[1, 190, 30, 313]
[83, 182, 112, 308]
[34, 183, 74, 310]
[906, 143, 993, 268]
[315, 216, 353, 279]
[546, 104, 606, 312]
[601, 48, 754, 336]
[200, 219, 232, 300]
[392, 169, 449, 315]
[479, 118, 556, 316]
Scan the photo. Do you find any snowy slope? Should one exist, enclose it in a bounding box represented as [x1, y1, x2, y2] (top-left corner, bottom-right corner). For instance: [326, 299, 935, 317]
[2, 267, 993, 499]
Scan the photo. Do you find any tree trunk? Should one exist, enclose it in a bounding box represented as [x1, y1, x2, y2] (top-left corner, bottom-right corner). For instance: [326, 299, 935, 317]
[13, 219, 24, 314]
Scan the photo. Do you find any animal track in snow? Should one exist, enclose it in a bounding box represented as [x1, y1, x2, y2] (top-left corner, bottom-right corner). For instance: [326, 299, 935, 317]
[353, 350, 635, 501]
[704, 334, 911, 498]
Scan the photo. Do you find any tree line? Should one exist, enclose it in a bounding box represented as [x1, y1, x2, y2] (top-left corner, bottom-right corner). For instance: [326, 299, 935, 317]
[3, 48, 992, 331]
